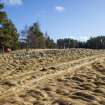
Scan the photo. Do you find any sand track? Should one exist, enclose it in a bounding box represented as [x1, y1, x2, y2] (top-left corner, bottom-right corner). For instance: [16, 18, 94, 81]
[1, 53, 105, 81]
[0, 53, 105, 104]
[0, 49, 105, 105]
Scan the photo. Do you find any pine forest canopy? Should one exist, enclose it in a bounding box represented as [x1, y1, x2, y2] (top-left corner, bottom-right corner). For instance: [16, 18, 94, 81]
[57, 36, 105, 49]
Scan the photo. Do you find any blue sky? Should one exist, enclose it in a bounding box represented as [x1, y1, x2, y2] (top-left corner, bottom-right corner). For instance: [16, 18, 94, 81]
[2, 0, 105, 41]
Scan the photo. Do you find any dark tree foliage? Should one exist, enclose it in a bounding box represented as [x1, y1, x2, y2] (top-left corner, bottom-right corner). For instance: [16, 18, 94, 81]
[86, 36, 105, 49]
[57, 36, 105, 49]
[77, 41, 86, 48]
[27, 22, 46, 48]
[57, 38, 78, 49]
[21, 22, 56, 49]
[0, 3, 19, 50]
[0, 3, 6, 23]
[45, 32, 56, 48]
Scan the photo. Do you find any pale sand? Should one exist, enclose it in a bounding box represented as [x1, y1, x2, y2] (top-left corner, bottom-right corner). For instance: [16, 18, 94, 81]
[0, 49, 105, 105]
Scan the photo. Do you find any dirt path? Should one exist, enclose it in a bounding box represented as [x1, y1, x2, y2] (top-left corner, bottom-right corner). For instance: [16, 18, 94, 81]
[1, 53, 105, 81]
[0, 53, 105, 103]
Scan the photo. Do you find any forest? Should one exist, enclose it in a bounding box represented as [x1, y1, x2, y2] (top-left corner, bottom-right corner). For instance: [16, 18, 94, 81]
[1, 2, 105, 51]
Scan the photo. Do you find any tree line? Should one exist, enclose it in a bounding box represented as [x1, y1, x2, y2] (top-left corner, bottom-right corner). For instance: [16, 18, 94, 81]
[20, 23, 56, 49]
[57, 36, 105, 49]
[1, 2, 105, 51]
[0, 3, 56, 51]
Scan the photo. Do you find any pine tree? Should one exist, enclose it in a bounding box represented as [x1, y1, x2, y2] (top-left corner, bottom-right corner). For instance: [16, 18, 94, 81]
[27, 22, 46, 48]
[45, 32, 56, 48]
[4, 20, 19, 50]
[0, 3, 8, 50]
[0, 3, 19, 50]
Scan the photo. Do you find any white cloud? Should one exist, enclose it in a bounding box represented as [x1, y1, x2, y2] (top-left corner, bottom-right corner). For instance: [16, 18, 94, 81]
[55, 6, 65, 12]
[5, 0, 23, 6]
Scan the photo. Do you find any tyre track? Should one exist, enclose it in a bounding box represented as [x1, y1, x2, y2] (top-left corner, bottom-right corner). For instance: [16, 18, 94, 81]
[1, 53, 104, 81]
[0, 53, 105, 101]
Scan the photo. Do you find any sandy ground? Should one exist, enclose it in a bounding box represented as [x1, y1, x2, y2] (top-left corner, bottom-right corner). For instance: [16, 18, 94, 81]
[0, 49, 105, 105]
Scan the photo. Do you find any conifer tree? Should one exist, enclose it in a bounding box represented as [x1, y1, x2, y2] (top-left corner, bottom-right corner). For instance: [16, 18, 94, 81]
[0, 3, 19, 50]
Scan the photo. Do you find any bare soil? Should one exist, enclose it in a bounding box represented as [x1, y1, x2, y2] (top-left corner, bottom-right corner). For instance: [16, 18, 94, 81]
[0, 49, 105, 105]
